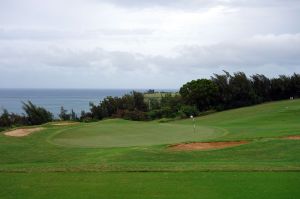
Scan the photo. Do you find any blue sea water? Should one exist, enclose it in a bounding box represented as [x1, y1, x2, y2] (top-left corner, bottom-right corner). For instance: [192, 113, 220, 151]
[0, 89, 176, 117]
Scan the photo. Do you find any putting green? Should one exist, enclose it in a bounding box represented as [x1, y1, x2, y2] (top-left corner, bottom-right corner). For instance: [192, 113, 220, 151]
[50, 119, 225, 147]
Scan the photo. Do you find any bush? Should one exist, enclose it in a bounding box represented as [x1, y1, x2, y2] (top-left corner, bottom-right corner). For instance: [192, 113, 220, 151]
[59, 106, 71, 121]
[123, 110, 147, 121]
[22, 101, 53, 125]
[161, 107, 177, 118]
[79, 111, 96, 122]
[179, 105, 199, 118]
[0, 109, 11, 127]
[147, 109, 163, 120]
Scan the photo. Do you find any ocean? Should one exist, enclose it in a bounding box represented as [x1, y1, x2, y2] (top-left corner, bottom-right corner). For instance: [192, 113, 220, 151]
[0, 89, 176, 117]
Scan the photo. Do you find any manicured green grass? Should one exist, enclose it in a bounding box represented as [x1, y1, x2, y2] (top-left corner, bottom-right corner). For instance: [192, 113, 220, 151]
[177, 99, 300, 140]
[50, 120, 223, 147]
[0, 100, 299, 198]
[1, 172, 299, 199]
[49, 99, 300, 147]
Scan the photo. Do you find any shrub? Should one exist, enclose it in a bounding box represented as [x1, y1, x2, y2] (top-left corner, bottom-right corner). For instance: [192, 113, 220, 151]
[123, 110, 147, 121]
[22, 101, 53, 125]
[147, 109, 163, 120]
[0, 109, 11, 127]
[179, 105, 199, 118]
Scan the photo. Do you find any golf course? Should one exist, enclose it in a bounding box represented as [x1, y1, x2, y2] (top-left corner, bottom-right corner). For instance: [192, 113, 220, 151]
[1, 99, 300, 199]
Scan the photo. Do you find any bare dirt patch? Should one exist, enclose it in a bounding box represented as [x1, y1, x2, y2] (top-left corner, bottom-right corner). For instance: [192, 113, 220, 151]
[283, 135, 300, 140]
[4, 127, 45, 137]
[51, 122, 78, 126]
[169, 141, 248, 151]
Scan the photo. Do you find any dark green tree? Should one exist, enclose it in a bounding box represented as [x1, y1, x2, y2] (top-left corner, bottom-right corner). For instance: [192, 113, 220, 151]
[22, 101, 53, 125]
[0, 109, 11, 127]
[290, 73, 300, 98]
[180, 79, 218, 111]
[211, 71, 232, 110]
[59, 106, 70, 121]
[70, 109, 77, 121]
[229, 72, 256, 107]
[251, 74, 271, 103]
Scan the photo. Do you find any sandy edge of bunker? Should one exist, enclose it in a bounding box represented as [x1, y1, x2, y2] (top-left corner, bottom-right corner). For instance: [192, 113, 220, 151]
[4, 127, 45, 137]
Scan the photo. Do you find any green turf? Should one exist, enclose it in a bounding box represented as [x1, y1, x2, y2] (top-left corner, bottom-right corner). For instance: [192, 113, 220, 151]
[49, 99, 300, 147]
[177, 99, 300, 140]
[0, 100, 299, 198]
[50, 120, 224, 147]
[1, 172, 299, 199]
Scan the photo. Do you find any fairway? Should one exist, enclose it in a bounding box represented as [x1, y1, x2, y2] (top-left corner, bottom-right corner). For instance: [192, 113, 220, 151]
[1, 172, 300, 199]
[50, 119, 224, 147]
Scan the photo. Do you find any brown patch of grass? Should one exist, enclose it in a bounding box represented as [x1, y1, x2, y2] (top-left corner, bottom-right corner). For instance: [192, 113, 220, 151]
[51, 122, 78, 126]
[283, 135, 300, 140]
[169, 141, 248, 151]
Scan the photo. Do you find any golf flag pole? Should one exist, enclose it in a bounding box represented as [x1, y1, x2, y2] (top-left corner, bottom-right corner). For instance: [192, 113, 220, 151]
[190, 115, 195, 133]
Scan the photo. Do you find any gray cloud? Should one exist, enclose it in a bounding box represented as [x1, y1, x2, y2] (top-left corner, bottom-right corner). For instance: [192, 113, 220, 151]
[0, 0, 299, 88]
[99, 0, 300, 9]
[1, 34, 299, 75]
[169, 34, 300, 68]
[0, 27, 154, 41]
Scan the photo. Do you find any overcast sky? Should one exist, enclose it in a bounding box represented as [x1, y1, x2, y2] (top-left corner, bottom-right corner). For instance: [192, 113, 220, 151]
[0, 0, 299, 89]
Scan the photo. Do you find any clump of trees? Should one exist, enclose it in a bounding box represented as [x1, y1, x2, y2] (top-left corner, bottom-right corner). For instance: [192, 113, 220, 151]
[59, 107, 78, 121]
[179, 71, 300, 112]
[22, 101, 53, 125]
[147, 94, 185, 119]
[180, 79, 218, 111]
[85, 91, 148, 121]
[143, 71, 300, 120]
[0, 101, 53, 129]
[0, 109, 27, 128]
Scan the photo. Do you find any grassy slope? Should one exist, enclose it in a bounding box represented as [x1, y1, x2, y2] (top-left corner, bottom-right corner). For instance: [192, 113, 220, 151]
[177, 99, 300, 140]
[0, 100, 299, 199]
[50, 99, 300, 147]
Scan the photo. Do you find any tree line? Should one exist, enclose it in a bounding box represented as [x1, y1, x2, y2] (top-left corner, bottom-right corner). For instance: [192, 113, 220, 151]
[181, 71, 300, 112]
[1, 71, 299, 129]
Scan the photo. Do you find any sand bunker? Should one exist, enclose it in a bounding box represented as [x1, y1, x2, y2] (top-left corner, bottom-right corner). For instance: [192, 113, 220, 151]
[170, 141, 248, 151]
[51, 122, 78, 126]
[4, 127, 44, 137]
[283, 135, 300, 140]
